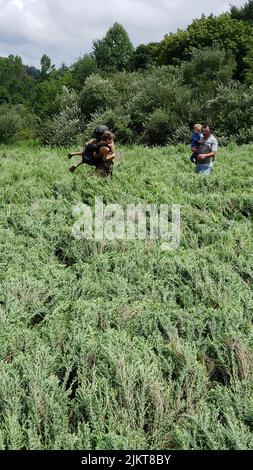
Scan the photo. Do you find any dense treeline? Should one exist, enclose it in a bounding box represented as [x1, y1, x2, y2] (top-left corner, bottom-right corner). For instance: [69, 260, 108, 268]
[1, 1, 253, 146]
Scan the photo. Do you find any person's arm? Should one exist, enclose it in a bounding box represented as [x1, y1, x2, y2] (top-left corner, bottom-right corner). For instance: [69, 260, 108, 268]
[198, 139, 218, 160]
[197, 151, 216, 160]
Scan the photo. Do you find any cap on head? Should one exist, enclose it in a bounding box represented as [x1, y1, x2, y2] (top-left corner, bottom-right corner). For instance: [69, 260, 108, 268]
[94, 125, 108, 138]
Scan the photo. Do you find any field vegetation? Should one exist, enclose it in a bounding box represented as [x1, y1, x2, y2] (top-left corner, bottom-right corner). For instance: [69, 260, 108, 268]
[0, 142, 252, 449]
[1, 0, 253, 451]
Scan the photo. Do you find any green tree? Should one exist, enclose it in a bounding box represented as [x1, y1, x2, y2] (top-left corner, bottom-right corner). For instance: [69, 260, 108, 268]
[93, 23, 134, 72]
[70, 54, 98, 91]
[181, 45, 236, 95]
[158, 14, 253, 79]
[25, 65, 40, 81]
[31, 78, 62, 118]
[230, 1, 253, 25]
[130, 43, 159, 70]
[40, 54, 55, 80]
[0, 55, 34, 104]
[158, 29, 191, 66]
[52, 64, 73, 88]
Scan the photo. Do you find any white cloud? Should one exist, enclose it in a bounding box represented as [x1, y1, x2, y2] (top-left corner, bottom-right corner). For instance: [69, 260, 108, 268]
[0, 0, 248, 67]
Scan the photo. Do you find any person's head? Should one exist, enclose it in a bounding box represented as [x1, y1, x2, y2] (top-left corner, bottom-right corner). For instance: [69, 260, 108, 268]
[94, 125, 108, 140]
[100, 130, 115, 143]
[194, 123, 202, 133]
[203, 124, 212, 138]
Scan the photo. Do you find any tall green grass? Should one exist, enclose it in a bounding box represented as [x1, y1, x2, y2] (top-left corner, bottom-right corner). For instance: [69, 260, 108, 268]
[0, 142, 252, 449]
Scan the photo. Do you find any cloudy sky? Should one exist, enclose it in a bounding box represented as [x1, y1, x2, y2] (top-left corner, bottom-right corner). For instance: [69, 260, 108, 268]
[0, 0, 247, 67]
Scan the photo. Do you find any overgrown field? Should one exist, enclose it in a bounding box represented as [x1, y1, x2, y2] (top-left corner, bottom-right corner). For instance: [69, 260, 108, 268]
[0, 143, 253, 450]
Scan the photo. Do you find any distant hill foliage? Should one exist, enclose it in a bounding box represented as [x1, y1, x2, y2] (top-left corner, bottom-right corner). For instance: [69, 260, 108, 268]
[1, 4, 253, 146]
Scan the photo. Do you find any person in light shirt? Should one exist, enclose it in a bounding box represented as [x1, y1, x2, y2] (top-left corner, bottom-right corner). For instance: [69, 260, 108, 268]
[195, 124, 218, 175]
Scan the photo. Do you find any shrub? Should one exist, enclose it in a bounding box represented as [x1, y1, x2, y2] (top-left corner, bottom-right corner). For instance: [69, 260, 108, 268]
[0, 104, 38, 144]
[205, 82, 253, 138]
[84, 108, 134, 144]
[55, 86, 79, 111]
[46, 105, 83, 146]
[234, 126, 253, 145]
[142, 108, 179, 146]
[15, 128, 37, 142]
[167, 124, 191, 145]
[125, 66, 195, 135]
[79, 75, 119, 119]
[0, 108, 22, 143]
